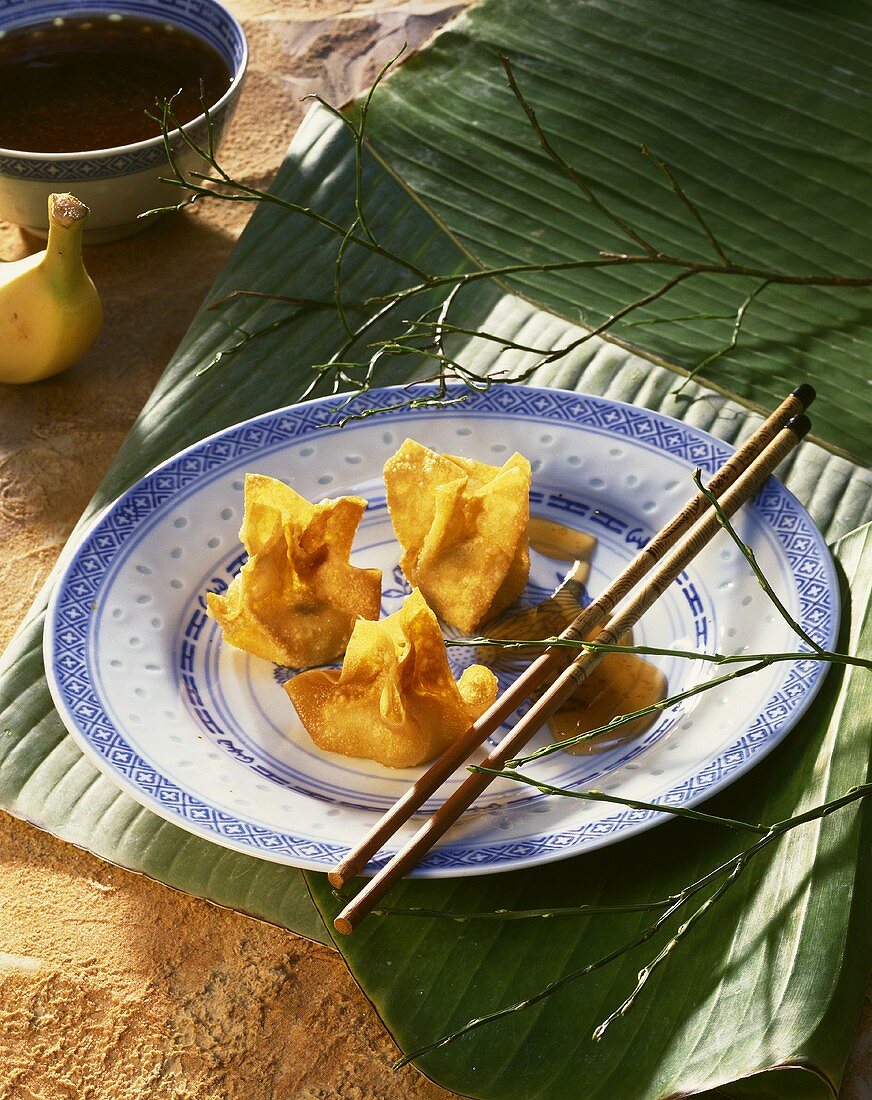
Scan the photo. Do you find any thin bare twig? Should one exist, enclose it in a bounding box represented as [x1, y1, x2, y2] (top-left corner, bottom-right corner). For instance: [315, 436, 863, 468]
[675, 279, 771, 393]
[641, 144, 731, 266]
[693, 470, 826, 654]
[500, 54, 659, 256]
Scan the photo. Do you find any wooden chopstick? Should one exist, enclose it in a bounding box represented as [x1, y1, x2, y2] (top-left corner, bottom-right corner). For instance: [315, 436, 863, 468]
[334, 412, 811, 933]
[329, 384, 815, 889]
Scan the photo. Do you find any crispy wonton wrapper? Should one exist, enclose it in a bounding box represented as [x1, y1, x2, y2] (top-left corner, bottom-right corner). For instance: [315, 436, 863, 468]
[384, 439, 531, 632]
[206, 473, 381, 668]
[286, 588, 498, 768]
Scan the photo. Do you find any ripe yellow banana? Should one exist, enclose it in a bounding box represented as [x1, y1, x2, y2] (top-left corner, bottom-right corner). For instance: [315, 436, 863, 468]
[0, 193, 103, 384]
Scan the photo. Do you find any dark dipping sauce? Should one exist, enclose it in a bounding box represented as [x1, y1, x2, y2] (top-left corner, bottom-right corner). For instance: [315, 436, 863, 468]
[0, 14, 232, 153]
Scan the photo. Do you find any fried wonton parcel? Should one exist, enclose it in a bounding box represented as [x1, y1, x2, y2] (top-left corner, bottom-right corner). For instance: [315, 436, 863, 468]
[206, 473, 381, 668]
[384, 439, 531, 633]
[285, 588, 498, 768]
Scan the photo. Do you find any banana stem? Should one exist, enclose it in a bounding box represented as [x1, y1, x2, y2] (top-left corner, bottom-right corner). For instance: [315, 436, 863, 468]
[43, 193, 90, 288]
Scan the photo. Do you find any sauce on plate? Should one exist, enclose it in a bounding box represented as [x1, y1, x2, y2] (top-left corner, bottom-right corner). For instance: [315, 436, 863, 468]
[481, 518, 667, 753]
[528, 516, 597, 562]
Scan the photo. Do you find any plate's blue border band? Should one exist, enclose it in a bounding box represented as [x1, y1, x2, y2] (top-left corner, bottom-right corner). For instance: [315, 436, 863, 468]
[44, 384, 838, 874]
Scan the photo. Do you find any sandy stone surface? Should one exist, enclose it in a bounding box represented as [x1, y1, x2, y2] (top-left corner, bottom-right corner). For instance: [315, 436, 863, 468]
[0, 1, 869, 1098]
[0, 812, 449, 1100]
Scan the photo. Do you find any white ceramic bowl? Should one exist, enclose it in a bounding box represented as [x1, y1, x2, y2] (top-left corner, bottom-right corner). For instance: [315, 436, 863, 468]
[0, 0, 247, 242]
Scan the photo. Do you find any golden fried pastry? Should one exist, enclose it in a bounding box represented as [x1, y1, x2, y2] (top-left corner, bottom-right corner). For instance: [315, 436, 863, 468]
[206, 473, 381, 667]
[383, 439, 531, 632]
[285, 588, 498, 768]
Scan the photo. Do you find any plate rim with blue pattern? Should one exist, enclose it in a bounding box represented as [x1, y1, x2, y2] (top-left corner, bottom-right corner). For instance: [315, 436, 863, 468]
[43, 384, 839, 877]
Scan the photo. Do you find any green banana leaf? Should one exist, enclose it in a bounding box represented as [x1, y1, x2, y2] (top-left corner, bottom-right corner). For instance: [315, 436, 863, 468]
[365, 0, 872, 465]
[303, 521, 870, 1100]
[0, 0, 871, 1095]
[308, 521, 872, 1100]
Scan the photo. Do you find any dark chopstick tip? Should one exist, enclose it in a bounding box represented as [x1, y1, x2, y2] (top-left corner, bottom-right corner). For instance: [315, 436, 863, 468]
[334, 916, 354, 936]
[786, 414, 811, 440]
[328, 870, 345, 889]
[791, 383, 816, 410]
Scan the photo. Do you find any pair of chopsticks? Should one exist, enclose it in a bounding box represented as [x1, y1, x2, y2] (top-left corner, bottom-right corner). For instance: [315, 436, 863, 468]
[332, 384, 815, 934]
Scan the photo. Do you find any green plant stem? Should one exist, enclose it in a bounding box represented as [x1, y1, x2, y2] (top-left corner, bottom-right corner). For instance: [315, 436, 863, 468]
[591, 853, 749, 1040]
[504, 659, 770, 765]
[499, 53, 658, 256]
[640, 144, 732, 266]
[367, 898, 677, 921]
[207, 290, 326, 310]
[394, 781, 872, 1065]
[147, 95, 432, 282]
[456, 636, 870, 671]
[675, 279, 770, 393]
[393, 891, 691, 1068]
[309, 43, 405, 249]
[472, 769, 768, 833]
[624, 311, 736, 327]
[334, 217, 361, 338]
[147, 62, 872, 415]
[693, 471, 826, 654]
[196, 302, 333, 376]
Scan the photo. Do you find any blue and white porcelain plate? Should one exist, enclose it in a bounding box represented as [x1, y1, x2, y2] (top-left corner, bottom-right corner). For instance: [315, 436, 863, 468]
[44, 385, 838, 877]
